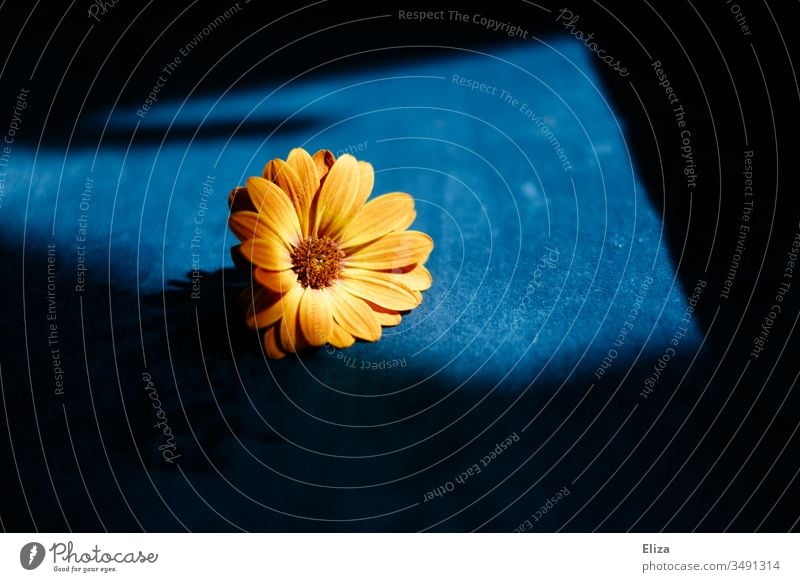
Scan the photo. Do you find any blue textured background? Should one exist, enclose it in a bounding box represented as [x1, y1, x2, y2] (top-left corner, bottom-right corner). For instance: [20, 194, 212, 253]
[2, 40, 705, 531]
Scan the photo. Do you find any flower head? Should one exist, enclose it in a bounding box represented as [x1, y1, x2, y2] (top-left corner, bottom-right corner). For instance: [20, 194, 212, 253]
[228, 148, 433, 359]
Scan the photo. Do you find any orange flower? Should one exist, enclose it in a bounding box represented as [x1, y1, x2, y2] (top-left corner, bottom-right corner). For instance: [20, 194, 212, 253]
[228, 148, 433, 359]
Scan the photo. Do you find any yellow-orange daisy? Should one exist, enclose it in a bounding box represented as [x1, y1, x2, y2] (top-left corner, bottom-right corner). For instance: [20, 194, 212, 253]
[228, 148, 433, 359]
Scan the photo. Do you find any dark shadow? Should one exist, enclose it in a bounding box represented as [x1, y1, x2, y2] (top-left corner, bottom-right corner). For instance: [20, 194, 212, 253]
[1, 237, 797, 532]
[65, 117, 323, 147]
[0, 2, 576, 149]
[583, 1, 797, 356]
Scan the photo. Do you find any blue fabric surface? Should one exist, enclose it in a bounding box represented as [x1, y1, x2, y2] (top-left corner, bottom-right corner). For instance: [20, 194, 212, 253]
[3, 40, 703, 530]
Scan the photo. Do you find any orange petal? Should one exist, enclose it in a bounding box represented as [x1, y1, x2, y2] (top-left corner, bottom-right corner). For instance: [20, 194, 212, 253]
[263, 325, 287, 359]
[328, 323, 355, 348]
[262, 159, 311, 236]
[241, 286, 271, 328]
[339, 193, 416, 248]
[245, 284, 302, 329]
[374, 310, 402, 326]
[328, 284, 382, 341]
[365, 300, 402, 326]
[298, 288, 333, 346]
[367, 301, 400, 325]
[277, 288, 305, 352]
[287, 148, 320, 199]
[353, 161, 374, 209]
[313, 154, 360, 238]
[312, 149, 335, 181]
[229, 211, 277, 242]
[237, 236, 293, 271]
[253, 267, 298, 293]
[395, 263, 432, 291]
[345, 231, 433, 270]
[339, 268, 421, 311]
[243, 287, 280, 329]
[246, 176, 302, 245]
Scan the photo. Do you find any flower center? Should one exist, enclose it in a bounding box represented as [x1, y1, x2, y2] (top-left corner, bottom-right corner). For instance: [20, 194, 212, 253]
[290, 236, 345, 289]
